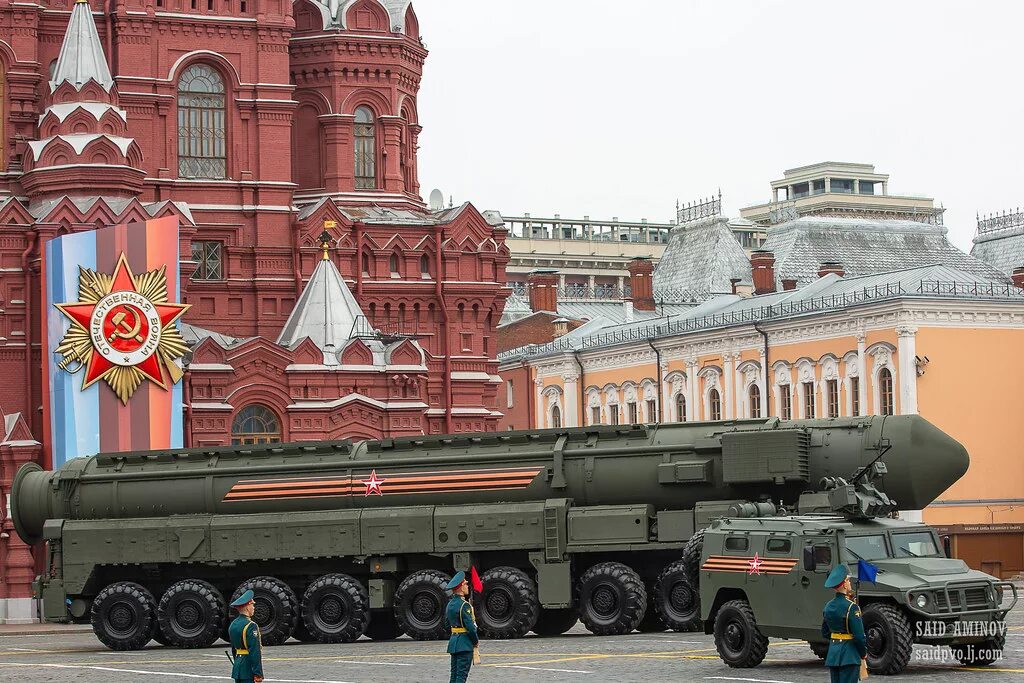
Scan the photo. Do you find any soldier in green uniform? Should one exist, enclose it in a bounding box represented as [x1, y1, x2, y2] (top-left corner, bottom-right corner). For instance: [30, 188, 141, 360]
[442, 571, 479, 683]
[228, 590, 264, 683]
[821, 565, 867, 683]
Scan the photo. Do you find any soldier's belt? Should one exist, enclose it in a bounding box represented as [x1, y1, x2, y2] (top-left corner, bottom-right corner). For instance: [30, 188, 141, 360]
[451, 628, 467, 633]
[831, 633, 853, 640]
[235, 649, 249, 655]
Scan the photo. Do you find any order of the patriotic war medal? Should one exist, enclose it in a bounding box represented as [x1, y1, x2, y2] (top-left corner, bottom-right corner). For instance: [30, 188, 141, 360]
[55, 253, 191, 404]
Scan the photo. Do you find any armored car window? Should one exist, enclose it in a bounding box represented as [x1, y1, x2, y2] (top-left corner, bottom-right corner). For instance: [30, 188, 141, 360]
[844, 534, 888, 561]
[892, 532, 939, 558]
[766, 538, 791, 553]
[725, 537, 749, 551]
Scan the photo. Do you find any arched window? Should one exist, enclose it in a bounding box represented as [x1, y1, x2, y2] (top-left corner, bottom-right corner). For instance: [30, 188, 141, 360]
[389, 253, 400, 277]
[420, 254, 431, 279]
[551, 405, 561, 429]
[879, 368, 894, 415]
[675, 394, 686, 422]
[177, 64, 226, 178]
[748, 384, 761, 419]
[708, 388, 721, 421]
[354, 106, 376, 189]
[231, 405, 281, 445]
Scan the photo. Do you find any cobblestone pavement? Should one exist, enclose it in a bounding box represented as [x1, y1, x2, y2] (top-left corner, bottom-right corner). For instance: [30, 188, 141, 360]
[1, 607, 1022, 683]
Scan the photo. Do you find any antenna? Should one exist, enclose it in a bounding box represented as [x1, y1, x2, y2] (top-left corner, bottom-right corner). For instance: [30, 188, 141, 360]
[428, 189, 444, 212]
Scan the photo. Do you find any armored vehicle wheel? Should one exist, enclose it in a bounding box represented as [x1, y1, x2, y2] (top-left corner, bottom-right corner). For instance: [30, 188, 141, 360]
[301, 573, 369, 643]
[637, 606, 666, 632]
[292, 619, 318, 643]
[713, 599, 768, 668]
[366, 609, 404, 640]
[683, 530, 705, 581]
[157, 579, 226, 648]
[952, 630, 1005, 667]
[862, 603, 912, 675]
[654, 561, 701, 632]
[531, 608, 578, 636]
[91, 581, 158, 651]
[230, 576, 299, 647]
[476, 567, 540, 639]
[150, 620, 170, 646]
[394, 569, 451, 640]
[576, 562, 647, 636]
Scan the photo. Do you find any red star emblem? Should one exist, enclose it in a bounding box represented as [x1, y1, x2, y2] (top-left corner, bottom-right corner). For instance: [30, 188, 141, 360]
[748, 553, 764, 575]
[362, 469, 385, 496]
[56, 254, 189, 397]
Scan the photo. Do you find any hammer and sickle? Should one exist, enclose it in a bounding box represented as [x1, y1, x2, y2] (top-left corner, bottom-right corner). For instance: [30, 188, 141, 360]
[108, 307, 144, 344]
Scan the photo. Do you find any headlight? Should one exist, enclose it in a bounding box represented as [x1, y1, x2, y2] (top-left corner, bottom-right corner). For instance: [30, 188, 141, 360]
[995, 586, 1004, 603]
[915, 594, 928, 609]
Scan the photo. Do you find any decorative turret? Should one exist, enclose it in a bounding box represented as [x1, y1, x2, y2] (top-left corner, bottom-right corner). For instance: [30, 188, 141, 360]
[21, 0, 144, 202]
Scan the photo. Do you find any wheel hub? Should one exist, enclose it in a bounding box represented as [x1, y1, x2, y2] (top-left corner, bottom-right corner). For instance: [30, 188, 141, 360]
[318, 596, 344, 626]
[669, 581, 694, 612]
[725, 621, 744, 650]
[253, 597, 274, 626]
[866, 624, 885, 655]
[412, 592, 439, 622]
[486, 588, 513, 620]
[591, 585, 618, 617]
[175, 599, 203, 630]
[108, 602, 135, 633]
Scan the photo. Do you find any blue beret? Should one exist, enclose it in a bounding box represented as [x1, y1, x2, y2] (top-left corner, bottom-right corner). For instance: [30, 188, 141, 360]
[824, 565, 849, 588]
[230, 589, 255, 607]
[445, 571, 466, 591]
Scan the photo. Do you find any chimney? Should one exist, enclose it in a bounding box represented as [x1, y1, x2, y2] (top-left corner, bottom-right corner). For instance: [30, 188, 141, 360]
[1013, 266, 1024, 289]
[782, 278, 798, 291]
[818, 261, 845, 278]
[628, 257, 655, 311]
[750, 250, 776, 295]
[527, 269, 559, 312]
[552, 317, 569, 338]
[729, 278, 741, 294]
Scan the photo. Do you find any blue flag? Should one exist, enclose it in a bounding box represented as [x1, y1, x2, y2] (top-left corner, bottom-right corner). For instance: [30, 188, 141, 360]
[857, 559, 878, 583]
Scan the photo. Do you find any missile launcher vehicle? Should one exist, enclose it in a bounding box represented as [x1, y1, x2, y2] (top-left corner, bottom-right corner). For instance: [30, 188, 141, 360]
[11, 414, 971, 651]
[677, 464, 1016, 675]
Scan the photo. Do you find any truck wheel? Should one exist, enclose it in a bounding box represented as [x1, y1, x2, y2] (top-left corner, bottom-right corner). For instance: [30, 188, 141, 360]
[683, 529, 705, 581]
[531, 608, 578, 636]
[301, 573, 369, 643]
[713, 599, 768, 668]
[477, 567, 540, 639]
[809, 641, 829, 659]
[576, 562, 647, 636]
[91, 581, 158, 651]
[292, 619, 318, 643]
[366, 609, 404, 640]
[230, 576, 298, 647]
[157, 579, 226, 648]
[952, 630, 1005, 667]
[637, 605, 666, 632]
[862, 603, 912, 675]
[150, 620, 170, 646]
[654, 561, 701, 632]
[394, 569, 451, 640]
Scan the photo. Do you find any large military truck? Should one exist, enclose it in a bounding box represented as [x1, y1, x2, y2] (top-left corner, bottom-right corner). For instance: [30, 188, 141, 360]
[671, 466, 1016, 675]
[11, 415, 970, 650]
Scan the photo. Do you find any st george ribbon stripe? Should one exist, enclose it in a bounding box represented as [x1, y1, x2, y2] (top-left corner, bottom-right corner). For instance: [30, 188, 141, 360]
[230, 469, 543, 491]
[225, 478, 539, 500]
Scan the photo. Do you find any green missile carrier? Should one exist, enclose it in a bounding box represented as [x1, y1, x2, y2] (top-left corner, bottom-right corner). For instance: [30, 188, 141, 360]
[676, 465, 1016, 675]
[11, 415, 970, 651]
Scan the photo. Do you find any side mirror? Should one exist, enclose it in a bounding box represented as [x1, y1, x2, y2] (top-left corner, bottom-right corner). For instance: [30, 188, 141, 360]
[803, 545, 816, 571]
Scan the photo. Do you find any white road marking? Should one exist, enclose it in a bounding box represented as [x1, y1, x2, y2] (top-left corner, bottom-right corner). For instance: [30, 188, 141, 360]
[8, 647, 50, 652]
[625, 638, 704, 643]
[493, 664, 593, 673]
[0, 662, 358, 682]
[707, 677, 796, 683]
[331, 659, 414, 666]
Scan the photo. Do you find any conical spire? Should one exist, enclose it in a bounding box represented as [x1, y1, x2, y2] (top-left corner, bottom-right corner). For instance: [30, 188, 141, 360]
[276, 258, 367, 356]
[50, 0, 114, 93]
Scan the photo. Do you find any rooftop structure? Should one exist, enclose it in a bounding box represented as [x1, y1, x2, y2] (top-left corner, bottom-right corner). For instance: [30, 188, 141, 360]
[741, 162, 943, 226]
[971, 208, 1024, 278]
[654, 215, 753, 295]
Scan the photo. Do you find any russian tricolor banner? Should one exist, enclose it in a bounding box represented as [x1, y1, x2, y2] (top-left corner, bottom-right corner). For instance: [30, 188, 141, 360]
[42, 217, 189, 468]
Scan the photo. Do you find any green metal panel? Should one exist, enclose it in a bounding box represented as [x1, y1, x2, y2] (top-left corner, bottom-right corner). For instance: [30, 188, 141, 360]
[694, 500, 745, 528]
[567, 505, 651, 546]
[360, 507, 434, 555]
[529, 553, 572, 607]
[434, 502, 545, 551]
[368, 578, 396, 609]
[721, 429, 810, 484]
[657, 460, 711, 484]
[656, 509, 695, 542]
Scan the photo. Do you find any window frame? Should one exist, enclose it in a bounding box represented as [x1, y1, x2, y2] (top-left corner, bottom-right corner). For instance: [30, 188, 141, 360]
[675, 393, 686, 422]
[354, 105, 377, 189]
[826, 378, 839, 418]
[231, 404, 281, 445]
[879, 367, 894, 415]
[190, 240, 224, 281]
[748, 383, 761, 419]
[780, 385, 792, 420]
[645, 398, 657, 423]
[708, 388, 721, 421]
[609, 404, 620, 425]
[591, 405, 601, 425]
[803, 381, 815, 419]
[850, 376, 860, 416]
[550, 405, 561, 429]
[627, 401, 638, 424]
[177, 63, 228, 179]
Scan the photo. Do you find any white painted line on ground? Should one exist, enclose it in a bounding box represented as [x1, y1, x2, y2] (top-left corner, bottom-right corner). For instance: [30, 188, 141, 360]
[331, 659, 414, 666]
[707, 677, 796, 683]
[0, 661, 358, 682]
[8, 647, 50, 652]
[493, 664, 593, 674]
[625, 638, 704, 643]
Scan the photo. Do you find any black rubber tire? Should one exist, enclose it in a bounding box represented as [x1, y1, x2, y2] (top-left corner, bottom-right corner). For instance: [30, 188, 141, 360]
[292, 618, 318, 643]
[713, 599, 769, 668]
[683, 529, 705, 581]
[301, 573, 370, 643]
[393, 569, 452, 640]
[637, 605, 666, 632]
[91, 582, 158, 651]
[810, 641, 829, 659]
[576, 562, 647, 636]
[952, 630, 1005, 667]
[157, 579, 226, 648]
[654, 560, 701, 632]
[531, 608, 578, 636]
[366, 609, 404, 640]
[150, 620, 170, 646]
[230, 576, 299, 647]
[476, 567, 540, 639]
[862, 603, 913, 675]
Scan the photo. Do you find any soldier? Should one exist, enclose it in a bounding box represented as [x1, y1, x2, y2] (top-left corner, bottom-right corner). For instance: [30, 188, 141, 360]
[228, 590, 264, 683]
[443, 571, 479, 683]
[821, 565, 867, 683]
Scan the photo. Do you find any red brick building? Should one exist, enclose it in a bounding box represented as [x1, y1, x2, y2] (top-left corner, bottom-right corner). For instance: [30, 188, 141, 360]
[0, 0, 509, 618]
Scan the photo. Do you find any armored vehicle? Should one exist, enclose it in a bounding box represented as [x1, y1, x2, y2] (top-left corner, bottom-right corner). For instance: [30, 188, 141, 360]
[674, 466, 1016, 675]
[12, 415, 970, 651]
